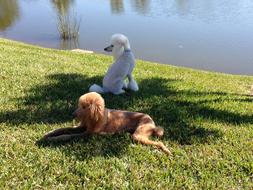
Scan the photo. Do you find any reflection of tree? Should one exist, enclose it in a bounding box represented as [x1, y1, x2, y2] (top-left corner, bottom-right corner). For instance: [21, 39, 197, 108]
[0, 0, 19, 31]
[131, 0, 150, 15]
[60, 37, 79, 49]
[110, 0, 124, 14]
[51, 0, 80, 49]
[51, 0, 74, 15]
[174, 0, 190, 16]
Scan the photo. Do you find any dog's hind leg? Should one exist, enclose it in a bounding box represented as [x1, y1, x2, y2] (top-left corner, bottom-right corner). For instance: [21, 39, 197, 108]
[132, 134, 171, 155]
[132, 124, 171, 155]
[127, 74, 139, 91]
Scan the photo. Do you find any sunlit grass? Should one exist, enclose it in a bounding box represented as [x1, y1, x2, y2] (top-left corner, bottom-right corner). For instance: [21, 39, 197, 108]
[0, 38, 252, 189]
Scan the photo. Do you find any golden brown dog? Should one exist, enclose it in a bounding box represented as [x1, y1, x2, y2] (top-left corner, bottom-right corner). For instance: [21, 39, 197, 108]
[42, 92, 171, 155]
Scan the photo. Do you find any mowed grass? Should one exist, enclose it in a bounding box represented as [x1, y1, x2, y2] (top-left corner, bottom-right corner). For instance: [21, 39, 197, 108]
[0, 38, 252, 189]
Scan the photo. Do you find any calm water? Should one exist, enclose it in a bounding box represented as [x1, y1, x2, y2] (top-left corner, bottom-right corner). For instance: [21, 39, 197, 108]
[1, 0, 253, 75]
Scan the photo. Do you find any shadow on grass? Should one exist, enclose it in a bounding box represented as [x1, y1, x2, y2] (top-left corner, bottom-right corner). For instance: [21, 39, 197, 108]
[0, 73, 102, 124]
[1, 73, 252, 156]
[36, 134, 131, 159]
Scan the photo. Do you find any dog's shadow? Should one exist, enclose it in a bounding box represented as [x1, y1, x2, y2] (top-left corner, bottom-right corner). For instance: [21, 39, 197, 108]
[1, 73, 252, 157]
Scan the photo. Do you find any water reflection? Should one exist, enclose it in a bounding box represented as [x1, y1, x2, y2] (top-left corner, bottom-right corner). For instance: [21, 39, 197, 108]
[174, 0, 191, 15]
[51, 0, 74, 15]
[110, 0, 124, 14]
[0, 0, 19, 31]
[60, 37, 79, 49]
[130, 0, 150, 15]
[173, 0, 241, 22]
[109, 0, 150, 15]
[51, 0, 80, 49]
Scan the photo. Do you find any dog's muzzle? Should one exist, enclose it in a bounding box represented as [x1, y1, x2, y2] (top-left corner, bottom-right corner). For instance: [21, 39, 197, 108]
[104, 45, 113, 52]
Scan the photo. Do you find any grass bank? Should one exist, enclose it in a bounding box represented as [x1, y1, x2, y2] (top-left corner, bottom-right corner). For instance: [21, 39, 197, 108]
[0, 38, 252, 189]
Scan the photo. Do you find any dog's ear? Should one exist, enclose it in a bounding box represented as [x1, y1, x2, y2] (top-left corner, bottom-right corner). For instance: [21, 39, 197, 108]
[119, 40, 126, 47]
[120, 38, 130, 49]
[89, 103, 104, 122]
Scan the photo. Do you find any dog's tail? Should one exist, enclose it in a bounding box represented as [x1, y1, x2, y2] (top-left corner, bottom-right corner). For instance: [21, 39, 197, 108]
[152, 126, 164, 138]
[89, 84, 105, 94]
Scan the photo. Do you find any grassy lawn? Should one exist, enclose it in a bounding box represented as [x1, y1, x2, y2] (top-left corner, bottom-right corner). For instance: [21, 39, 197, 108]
[0, 38, 252, 189]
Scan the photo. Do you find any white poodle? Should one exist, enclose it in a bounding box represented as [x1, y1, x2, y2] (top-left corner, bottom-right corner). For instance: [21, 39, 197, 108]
[89, 34, 139, 95]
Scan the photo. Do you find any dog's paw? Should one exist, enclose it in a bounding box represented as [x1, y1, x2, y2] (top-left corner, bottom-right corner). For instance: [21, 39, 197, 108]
[128, 80, 139, 91]
[89, 84, 105, 94]
[113, 89, 125, 95]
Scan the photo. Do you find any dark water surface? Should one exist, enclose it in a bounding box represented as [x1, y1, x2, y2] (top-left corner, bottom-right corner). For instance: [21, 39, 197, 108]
[1, 0, 253, 75]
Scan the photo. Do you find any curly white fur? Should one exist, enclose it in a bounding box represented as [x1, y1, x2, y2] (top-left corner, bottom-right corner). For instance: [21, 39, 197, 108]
[89, 34, 139, 95]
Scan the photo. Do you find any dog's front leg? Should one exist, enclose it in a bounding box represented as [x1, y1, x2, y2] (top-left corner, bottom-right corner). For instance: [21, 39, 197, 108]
[45, 131, 89, 142]
[41, 125, 86, 141]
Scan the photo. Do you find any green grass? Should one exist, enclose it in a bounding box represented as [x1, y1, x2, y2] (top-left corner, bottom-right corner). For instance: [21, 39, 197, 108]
[0, 38, 252, 189]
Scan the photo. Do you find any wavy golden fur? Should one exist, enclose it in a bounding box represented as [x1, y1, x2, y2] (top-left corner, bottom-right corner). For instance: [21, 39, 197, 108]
[42, 92, 170, 155]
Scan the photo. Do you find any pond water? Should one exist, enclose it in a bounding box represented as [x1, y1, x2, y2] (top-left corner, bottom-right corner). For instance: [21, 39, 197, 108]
[1, 0, 253, 75]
